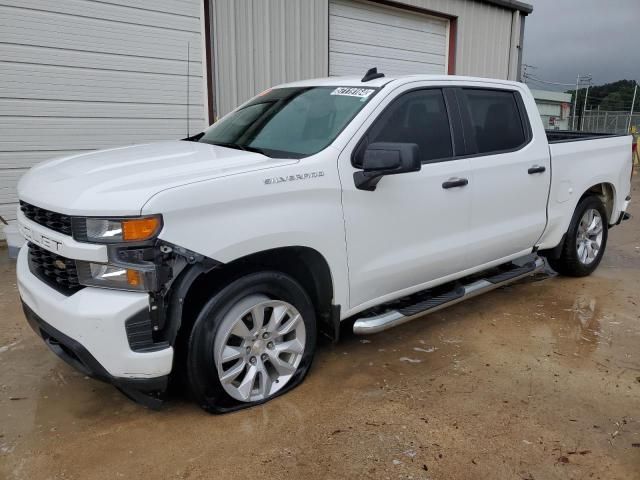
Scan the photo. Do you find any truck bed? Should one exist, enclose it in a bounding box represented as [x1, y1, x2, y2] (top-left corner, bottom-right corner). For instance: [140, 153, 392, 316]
[545, 130, 625, 143]
[537, 133, 633, 252]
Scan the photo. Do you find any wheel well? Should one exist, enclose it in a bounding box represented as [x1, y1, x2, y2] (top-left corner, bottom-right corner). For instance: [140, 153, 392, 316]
[581, 183, 615, 222]
[540, 182, 615, 260]
[174, 247, 337, 350]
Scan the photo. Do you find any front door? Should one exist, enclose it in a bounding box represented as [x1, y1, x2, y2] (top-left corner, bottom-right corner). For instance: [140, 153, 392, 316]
[338, 85, 472, 312]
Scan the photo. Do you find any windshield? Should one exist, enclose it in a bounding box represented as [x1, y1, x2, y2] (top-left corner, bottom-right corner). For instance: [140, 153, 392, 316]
[198, 86, 378, 158]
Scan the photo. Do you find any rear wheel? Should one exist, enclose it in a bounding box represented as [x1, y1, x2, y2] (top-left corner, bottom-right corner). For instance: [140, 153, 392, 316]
[186, 271, 316, 413]
[547, 195, 608, 277]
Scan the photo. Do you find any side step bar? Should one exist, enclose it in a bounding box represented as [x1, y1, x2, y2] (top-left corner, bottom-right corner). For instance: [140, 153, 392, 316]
[353, 257, 545, 335]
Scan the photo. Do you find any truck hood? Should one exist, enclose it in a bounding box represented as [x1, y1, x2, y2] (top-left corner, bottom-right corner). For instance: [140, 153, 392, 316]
[18, 141, 296, 216]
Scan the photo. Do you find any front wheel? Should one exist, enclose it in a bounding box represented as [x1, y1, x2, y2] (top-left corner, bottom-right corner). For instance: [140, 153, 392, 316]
[186, 271, 317, 413]
[547, 195, 608, 277]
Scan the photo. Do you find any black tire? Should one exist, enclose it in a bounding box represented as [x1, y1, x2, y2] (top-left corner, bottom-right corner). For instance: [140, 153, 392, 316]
[547, 195, 608, 277]
[186, 271, 317, 414]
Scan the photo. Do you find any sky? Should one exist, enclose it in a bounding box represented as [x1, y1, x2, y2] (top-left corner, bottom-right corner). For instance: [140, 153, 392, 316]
[522, 0, 640, 90]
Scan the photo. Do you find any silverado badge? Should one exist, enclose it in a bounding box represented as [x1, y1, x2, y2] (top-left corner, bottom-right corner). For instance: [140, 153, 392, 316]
[264, 171, 325, 185]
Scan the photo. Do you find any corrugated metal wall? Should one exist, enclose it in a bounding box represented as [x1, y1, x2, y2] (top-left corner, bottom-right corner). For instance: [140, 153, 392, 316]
[329, 0, 449, 76]
[0, 0, 206, 224]
[354, 0, 519, 79]
[536, 103, 562, 117]
[211, 0, 522, 117]
[210, 0, 329, 117]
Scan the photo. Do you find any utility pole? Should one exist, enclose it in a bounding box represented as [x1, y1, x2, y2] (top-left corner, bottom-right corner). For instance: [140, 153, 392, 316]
[581, 83, 590, 131]
[628, 82, 638, 132]
[571, 73, 592, 131]
[572, 75, 580, 130]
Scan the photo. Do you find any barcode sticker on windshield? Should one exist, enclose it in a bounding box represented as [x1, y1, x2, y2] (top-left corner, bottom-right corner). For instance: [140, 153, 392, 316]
[331, 87, 375, 98]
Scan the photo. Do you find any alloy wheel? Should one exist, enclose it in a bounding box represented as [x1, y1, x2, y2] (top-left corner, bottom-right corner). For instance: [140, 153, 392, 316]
[214, 295, 306, 402]
[576, 208, 604, 265]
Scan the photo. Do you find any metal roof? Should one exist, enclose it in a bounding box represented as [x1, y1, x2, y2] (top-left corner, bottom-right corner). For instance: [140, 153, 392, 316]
[530, 89, 573, 103]
[484, 0, 533, 14]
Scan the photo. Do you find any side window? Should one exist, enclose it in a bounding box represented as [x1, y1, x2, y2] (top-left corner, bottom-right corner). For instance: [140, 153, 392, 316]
[357, 89, 453, 165]
[462, 89, 527, 154]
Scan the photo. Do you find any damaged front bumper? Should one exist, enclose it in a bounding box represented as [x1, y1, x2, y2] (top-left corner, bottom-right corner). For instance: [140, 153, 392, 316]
[22, 302, 168, 408]
[17, 246, 173, 409]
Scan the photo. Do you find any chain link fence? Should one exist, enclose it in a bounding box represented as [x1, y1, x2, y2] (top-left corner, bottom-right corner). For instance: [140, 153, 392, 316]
[568, 111, 640, 134]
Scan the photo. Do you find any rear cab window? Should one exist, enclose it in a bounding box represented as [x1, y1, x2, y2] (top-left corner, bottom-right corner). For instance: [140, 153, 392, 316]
[460, 88, 530, 155]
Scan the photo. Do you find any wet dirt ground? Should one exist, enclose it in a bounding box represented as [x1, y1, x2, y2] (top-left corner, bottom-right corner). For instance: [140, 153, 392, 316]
[1, 183, 639, 479]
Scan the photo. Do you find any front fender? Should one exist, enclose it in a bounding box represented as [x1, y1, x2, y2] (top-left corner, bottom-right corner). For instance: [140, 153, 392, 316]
[142, 154, 349, 310]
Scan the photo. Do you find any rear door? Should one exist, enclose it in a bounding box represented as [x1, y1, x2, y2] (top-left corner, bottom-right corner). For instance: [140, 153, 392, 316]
[338, 84, 472, 311]
[457, 86, 551, 268]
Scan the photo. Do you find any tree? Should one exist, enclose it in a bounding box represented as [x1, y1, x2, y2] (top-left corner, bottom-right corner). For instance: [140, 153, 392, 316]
[567, 80, 637, 113]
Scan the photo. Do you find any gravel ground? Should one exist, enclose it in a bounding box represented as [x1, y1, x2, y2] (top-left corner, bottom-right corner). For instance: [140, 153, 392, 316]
[1, 179, 639, 479]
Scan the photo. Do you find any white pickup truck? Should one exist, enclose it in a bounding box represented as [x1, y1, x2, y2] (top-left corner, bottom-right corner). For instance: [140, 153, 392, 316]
[16, 71, 633, 412]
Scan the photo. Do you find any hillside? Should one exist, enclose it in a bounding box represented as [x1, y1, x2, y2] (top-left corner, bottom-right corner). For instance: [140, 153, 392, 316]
[569, 80, 637, 112]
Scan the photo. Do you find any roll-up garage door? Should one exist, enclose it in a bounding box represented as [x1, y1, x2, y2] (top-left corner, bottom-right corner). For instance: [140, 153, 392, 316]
[0, 0, 206, 225]
[329, 0, 449, 77]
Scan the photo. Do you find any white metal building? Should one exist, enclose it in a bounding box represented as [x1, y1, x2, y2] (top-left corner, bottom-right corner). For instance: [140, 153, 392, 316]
[210, 0, 532, 116]
[0, 0, 532, 226]
[531, 89, 572, 130]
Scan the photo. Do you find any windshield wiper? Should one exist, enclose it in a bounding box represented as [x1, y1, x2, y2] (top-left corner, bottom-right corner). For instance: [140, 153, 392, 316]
[212, 142, 247, 151]
[211, 142, 270, 157]
[182, 132, 205, 142]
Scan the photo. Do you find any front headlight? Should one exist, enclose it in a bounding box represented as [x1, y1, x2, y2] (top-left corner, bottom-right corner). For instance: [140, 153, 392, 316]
[77, 215, 162, 243]
[76, 261, 157, 292]
[72, 214, 164, 292]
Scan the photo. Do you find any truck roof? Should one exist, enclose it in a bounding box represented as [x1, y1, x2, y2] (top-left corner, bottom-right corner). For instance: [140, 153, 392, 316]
[276, 74, 526, 90]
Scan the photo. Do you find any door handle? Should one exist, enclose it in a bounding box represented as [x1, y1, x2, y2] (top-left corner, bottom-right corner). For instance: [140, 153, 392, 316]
[528, 165, 546, 174]
[442, 177, 469, 189]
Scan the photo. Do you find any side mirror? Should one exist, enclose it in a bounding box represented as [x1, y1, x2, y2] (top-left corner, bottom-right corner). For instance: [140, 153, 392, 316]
[354, 142, 421, 191]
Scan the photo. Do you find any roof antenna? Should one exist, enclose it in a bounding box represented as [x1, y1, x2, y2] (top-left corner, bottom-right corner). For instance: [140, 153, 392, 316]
[186, 41, 190, 137]
[362, 67, 385, 82]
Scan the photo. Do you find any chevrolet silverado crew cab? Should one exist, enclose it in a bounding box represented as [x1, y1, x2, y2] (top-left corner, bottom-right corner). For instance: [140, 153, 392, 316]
[16, 70, 633, 413]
